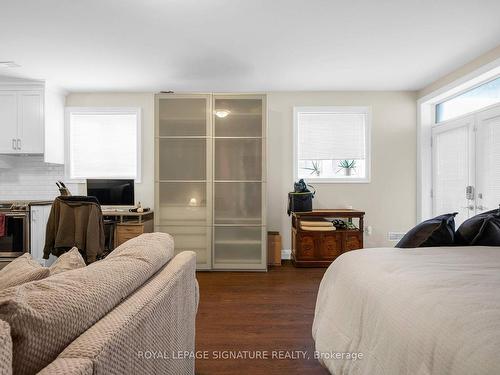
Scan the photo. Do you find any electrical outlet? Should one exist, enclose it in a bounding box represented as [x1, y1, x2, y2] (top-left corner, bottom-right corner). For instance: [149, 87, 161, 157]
[388, 232, 405, 242]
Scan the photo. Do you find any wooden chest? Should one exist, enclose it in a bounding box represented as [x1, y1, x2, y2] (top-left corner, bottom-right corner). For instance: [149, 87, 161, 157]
[291, 209, 364, 267]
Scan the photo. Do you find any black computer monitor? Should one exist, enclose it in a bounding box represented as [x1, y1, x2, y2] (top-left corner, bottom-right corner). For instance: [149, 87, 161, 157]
[86, 179, 135, 206]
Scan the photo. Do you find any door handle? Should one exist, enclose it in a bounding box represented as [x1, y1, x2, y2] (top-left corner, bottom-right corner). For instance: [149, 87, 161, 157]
[465, 186, 474, 200]
[17, 139, 21, 150]
[461, 205, 475, 210]
[12, 139, 17, 150]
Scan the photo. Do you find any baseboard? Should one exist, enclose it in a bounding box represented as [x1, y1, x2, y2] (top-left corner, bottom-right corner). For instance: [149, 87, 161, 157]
[281, 249, 291, 260]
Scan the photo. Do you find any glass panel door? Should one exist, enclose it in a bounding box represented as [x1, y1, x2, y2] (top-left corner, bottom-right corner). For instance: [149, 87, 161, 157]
[213, 95, 266, 270]
[155, 95, 211, 269]
[432, 115, 474, 227]
[476, 105, 500, 214]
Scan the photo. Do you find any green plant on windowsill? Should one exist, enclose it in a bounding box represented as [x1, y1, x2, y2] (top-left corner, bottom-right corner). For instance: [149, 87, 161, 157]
[303, 160, 321, 176]
[337, 160, 356, 176]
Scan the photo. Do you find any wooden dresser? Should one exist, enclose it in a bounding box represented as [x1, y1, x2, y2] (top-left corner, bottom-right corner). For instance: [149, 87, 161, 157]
[291, 209, 365, 267]
[101, 210, 154, 248]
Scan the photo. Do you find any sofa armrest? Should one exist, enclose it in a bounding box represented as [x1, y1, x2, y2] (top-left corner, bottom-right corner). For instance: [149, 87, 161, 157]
[40, 252, 197, 375]
[0, 320, 12, 375]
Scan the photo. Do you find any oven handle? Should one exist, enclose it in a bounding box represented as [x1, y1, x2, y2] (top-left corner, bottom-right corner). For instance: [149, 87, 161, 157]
[3, 212, 28, 218]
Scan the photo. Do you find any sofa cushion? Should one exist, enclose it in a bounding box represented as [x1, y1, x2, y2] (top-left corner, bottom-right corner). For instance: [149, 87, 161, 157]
[0, 320, 12, 375]
[395, 213, 457, 248]
[0, 232, 174, 375]
[40, 252, 197, 375]
[49, 247, 86, 276]
[0, 254, 50, 290]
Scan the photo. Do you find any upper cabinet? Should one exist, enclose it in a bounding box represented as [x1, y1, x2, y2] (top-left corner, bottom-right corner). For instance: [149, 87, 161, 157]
[0, 91, 18, 153]
[18, 91, 44, 153]
[0, 89, 43, 154]
[0, 83, 66, 163]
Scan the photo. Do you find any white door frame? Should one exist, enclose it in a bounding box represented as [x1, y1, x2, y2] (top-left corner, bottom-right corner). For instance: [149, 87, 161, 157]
[417, 57, 500, 222]
[475, 104, 500, 213]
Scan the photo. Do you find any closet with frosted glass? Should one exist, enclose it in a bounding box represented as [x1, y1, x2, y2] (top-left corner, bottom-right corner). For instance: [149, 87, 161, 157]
[155, 93, 266, 270]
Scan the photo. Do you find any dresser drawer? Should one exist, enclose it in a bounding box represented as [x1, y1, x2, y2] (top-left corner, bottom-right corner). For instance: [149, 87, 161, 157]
[115, 224, 145, 246]
[296, 233, 316, 260]
[345, 232, 363, 251]
[319, 233, 342, 260]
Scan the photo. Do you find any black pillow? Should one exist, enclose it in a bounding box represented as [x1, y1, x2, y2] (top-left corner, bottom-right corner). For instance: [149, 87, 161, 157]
[455, 208, 500, 246]
[395, 213, 457, 248]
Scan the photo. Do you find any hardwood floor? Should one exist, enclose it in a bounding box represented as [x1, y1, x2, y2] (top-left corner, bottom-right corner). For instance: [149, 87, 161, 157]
[195, 264, 330, 375]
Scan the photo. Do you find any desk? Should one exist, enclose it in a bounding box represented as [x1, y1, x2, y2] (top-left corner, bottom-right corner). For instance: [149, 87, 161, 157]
[102, 210, 154, 248]
[291, 209, 365, 267]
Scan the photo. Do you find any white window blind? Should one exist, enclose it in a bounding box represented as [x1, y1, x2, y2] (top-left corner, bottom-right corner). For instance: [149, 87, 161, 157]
[298, 112, 366, 160]
[433, 125, 469, 225]
[294, 106, 370, 182]
[67, 108, 141, 180]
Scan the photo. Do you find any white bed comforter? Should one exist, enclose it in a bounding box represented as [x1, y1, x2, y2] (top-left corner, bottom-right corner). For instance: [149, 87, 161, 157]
[312, 247, 500, 375]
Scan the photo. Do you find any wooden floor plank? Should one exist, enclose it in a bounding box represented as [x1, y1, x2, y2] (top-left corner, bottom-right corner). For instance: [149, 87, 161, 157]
[195, 264, 330, 375]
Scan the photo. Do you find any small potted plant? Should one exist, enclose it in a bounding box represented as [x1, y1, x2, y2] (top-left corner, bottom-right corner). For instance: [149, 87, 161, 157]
[337, 160, 356, 176]
[304, 160, 321, 176]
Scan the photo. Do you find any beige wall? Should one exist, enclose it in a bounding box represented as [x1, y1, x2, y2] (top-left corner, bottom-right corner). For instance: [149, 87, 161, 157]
[65, 93, 155, 208]
[418, 45, 500, 98]
[267, 91, 417, 249]
[66, 91, 417, 250]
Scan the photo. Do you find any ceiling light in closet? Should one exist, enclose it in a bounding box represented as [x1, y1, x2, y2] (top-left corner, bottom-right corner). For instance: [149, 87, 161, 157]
[214, 109, 230, 118]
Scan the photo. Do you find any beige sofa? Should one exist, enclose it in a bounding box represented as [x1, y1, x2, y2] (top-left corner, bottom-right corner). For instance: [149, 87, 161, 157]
[0, 233, 198, 375]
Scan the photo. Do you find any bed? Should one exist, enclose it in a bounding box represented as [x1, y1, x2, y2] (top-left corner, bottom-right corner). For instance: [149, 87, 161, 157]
[312, 246, 500, 375]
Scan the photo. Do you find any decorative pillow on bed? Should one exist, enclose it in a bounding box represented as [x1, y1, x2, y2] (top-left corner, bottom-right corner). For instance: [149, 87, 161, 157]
[395, 213, 457, 248]
[455, 208, 500, 246]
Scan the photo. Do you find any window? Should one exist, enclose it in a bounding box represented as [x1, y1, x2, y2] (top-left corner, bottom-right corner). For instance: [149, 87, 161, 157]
[65, 107, 141, 180]
[294, 106, 371, 182]
[436, 76, 500, 123]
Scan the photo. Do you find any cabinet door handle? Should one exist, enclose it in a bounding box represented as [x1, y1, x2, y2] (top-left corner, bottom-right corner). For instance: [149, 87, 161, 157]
[12, 139, 16, 150]
[17, 139, 21, 150]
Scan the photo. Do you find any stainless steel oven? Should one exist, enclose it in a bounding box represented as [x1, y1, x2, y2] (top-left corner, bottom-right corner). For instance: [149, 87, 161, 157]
[0, 203, 30, 268]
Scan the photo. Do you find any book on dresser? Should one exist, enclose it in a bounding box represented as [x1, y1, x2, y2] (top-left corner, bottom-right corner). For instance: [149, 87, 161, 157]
[291, 209, 365, 267]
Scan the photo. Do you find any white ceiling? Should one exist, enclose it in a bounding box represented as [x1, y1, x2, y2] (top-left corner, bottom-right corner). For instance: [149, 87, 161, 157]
[1, 0, 500, 92]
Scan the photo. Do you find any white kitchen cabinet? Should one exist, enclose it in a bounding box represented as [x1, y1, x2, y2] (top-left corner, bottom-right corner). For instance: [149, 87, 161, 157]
[18, 91, 44, 153]
[0, 89, 44, 154]
[30, 204, 52, 265]
[0, 91, 18, 153]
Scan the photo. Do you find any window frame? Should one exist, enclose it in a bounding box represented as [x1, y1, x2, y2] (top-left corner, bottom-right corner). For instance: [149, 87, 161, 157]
[435, 74, 500, 124]
[64, 107, 142, 182]
[293, 106, 372, 184]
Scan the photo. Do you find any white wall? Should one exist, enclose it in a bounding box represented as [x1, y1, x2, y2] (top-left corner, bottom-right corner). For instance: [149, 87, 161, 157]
[267, 91, 417, 249]
[65, 93, 155, 208]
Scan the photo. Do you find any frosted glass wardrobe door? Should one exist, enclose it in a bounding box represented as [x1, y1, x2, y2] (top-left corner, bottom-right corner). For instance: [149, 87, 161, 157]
[157, 226, 211, 268]
[214, 98, 262, 137]
[158, 98, 207, 136]
[158, 182, 207, 226]
[213, 226, 263, 266]
[159, 139, 207, 180]
[214, 182, 262, 224]
[214, 139, 262, 180]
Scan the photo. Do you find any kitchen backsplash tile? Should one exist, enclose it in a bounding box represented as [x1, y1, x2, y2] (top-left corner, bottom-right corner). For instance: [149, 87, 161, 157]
[0, 155, 80, 200]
